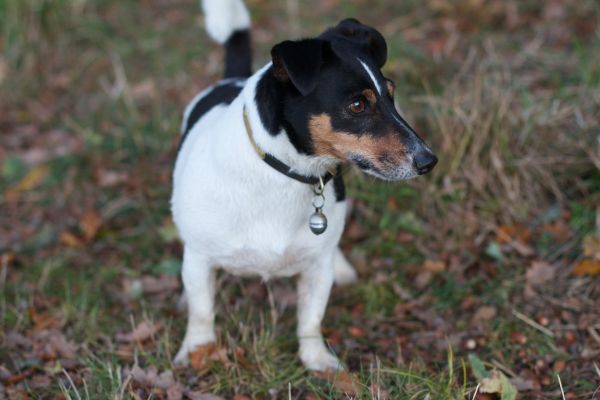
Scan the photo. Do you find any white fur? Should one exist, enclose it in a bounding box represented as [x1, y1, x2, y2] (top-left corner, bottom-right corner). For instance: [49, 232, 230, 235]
[358, 58, 382, 95]
[171, 64, 356, 371]
[201, 0, 251, 44]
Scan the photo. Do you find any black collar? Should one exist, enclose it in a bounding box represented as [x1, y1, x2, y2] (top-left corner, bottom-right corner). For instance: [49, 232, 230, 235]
[243, 106, 338, 186]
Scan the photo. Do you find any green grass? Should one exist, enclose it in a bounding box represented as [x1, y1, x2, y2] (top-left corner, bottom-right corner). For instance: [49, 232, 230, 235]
[1, 0, 599, 398]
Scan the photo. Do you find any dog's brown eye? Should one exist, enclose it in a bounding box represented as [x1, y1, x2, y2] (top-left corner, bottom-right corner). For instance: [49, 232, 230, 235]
[349, 99, 366, 114]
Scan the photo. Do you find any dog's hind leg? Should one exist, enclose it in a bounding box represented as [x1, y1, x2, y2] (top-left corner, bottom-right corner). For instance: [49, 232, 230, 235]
[333, 247, 358, 285]
[297, 253, 343, 371]
[174, 248, 217, 365]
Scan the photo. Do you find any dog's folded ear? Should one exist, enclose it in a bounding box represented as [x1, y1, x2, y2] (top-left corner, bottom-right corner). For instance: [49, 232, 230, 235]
[271, 39, 326, 96]
[333, 18, 387, 67]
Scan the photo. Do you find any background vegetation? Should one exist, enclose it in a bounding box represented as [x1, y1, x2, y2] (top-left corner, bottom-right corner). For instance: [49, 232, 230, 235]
[1, 0, 599, 398]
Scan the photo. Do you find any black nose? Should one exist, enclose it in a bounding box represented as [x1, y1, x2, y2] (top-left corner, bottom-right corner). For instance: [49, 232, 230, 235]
[413, 151, 438, 175]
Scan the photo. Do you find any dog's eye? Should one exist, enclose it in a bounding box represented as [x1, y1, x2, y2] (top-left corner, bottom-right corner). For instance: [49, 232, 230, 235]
[348, 99, 366, 114]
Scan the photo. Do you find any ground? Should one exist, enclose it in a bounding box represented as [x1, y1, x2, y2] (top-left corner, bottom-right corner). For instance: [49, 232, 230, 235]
[1, 0, 600, 399]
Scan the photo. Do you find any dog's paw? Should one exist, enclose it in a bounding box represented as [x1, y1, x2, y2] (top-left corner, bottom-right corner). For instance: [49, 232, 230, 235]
[173, 334, 216, 366]
[300, 345, 343, 371]
[333, 252, 358, 285]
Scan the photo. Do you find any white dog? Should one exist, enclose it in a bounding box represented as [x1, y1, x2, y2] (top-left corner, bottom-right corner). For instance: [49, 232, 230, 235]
[171, 0, 437, 371]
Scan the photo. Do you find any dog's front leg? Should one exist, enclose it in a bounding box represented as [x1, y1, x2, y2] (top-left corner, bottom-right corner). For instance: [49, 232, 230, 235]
[174, 248, 216, 365]
[297, 253, 342, 371]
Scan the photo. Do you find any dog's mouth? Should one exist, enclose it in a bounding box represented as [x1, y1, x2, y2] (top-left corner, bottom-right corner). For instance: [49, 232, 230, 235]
[348, 149, 437, 181]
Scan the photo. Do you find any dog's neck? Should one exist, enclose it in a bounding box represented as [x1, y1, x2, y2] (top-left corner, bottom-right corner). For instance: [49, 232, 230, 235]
[241, 64, 340, 178]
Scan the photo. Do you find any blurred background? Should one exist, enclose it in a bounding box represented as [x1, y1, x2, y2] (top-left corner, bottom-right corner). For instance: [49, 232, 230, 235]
[1, 0, 599, 398]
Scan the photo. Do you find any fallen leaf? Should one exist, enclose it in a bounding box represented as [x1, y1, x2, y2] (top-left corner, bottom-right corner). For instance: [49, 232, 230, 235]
[13, 164, 49, 192]
[525, 261, 555, 297]
[31, 330, 77, 360]
[126, 365, 185, 399]
[509, 376, 538, 391]
[348, 325, 366, 338]
[423, 259, 446, 273]
[509, 332, 527, 345]
[141, 275, 180, 295]
[116, 320, 163, 343]
[30, 309, 63, 331]
[478, 370, 517, 400]
[582, 235, 600, 260]
[80, 208, 102, 241]
[312, 370, 361, 396]
[495, 224, 531, 245]
[472, 306, 497, 325]
[572, 259, 600, 277]
[186, 392, 225, 400]
[60, 231, 82, 247]
[468, 354, 489, 381]
[189, 343, 229, 372]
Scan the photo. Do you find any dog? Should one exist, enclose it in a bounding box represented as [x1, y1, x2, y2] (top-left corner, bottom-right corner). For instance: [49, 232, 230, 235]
[171, 0, 437, 371]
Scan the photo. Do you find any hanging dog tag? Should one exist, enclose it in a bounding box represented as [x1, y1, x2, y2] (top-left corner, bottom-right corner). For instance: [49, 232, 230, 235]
[309, 178, 327, 235]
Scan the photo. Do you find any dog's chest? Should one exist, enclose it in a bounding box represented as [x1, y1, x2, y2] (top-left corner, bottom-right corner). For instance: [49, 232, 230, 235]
[210, 189, 331, 278]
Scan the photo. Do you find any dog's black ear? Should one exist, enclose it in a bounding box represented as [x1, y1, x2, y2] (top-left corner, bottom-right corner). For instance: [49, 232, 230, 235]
[271, 39, 326, 96]
[334, 18, 387, 67]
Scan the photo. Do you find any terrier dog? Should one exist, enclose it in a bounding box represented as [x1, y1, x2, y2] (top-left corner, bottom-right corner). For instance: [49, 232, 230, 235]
[171, 0, 437, 371]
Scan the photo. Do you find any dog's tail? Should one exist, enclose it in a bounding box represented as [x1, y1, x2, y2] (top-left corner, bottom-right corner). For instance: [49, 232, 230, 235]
[201, 0, 252, 79]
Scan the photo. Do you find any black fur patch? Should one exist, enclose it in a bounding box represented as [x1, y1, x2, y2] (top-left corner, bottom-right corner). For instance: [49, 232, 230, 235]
[180, 82, 243, 149]
[333, 175, 346, 202]
[225, 30, 252, 79]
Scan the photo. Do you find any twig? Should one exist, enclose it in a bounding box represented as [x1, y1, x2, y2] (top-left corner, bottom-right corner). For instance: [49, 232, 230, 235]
[512, 309, 555, 337]
[588, 327, 600, 347]
[491, 359, 517, 378]
[557, 374, 566, 400]
[471, 383, 480, 400]
[594, 362, 600, 378]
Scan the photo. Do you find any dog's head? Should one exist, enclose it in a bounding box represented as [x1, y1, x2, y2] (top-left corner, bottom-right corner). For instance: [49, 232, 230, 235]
[268, 18, 437, 180]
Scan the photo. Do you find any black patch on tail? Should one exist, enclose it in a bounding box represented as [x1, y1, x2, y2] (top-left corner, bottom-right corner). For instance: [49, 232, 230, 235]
[179, 82, 243, 151]
[225, 30, 252, 78]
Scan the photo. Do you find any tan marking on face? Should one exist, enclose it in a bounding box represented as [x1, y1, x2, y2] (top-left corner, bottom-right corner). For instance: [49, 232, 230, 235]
[362, 89, 377, 105]
[309, 114, 408, 170]
[386, 81, 394, 97]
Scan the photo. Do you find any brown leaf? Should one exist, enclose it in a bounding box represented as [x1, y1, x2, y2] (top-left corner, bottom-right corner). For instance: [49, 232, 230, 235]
[30, 309, 63, 331]
[348, 325, 366, 338]
[583, 235, 600, 260]
[495, 224, 531, 244]
[312, 370, 361, 396]
[127, 365, 185, 397]
[31, 330, 77, 360]
[189, 343, 229, 372]
[116, 320, 163, 343]
[472, 306, 497, 325]
[60, 232, 82, 247]
[141, 275, 180, 295]
[185, 392, 225, 400]
[525, 261, 555, 297]
[423, 259, 446, 273]
[572, 259, 600, 277]
[80, 209, 102, 241]
[509, 332, 527, 345]
[14, 165, 49, 192]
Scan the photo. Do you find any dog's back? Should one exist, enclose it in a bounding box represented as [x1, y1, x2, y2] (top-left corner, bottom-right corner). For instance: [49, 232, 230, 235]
[179, 0, 252, 145]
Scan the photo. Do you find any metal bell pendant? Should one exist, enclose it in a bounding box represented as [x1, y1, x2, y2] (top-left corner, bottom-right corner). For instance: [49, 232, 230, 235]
[309, 209, 328, 235]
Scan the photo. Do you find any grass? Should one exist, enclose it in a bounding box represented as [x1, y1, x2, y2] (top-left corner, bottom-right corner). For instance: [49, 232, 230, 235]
[1, 0, 599, 398]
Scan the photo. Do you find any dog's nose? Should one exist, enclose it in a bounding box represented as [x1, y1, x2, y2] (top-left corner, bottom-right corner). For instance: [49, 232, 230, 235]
[413, 151, 438, 175]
